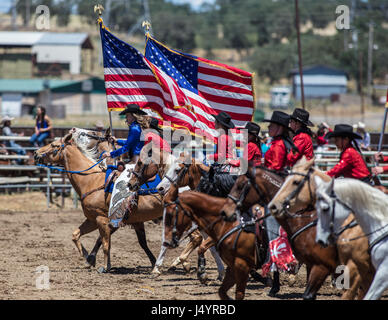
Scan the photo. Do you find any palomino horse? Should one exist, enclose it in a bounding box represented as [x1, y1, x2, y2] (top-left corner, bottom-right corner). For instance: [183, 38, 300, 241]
[221, 161, 368, 300]
[315, 177, 388, 300]
[267, 157, 374, 299]
[69, 127, 158, 270]
[128, 152, 226, 281]
[164, 186, 268, 300]
[34, 133, 163, 273]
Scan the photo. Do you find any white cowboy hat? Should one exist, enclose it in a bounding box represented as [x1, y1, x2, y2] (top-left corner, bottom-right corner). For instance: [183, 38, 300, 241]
[0, 115, 14, 124]
[357, 121, 366, 129]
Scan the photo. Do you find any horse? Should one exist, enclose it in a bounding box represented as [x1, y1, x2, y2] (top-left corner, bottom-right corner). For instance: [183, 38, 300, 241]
[34, 132, 163, 273]
[220, 159, 368, 300]
[267, 157, 374, 299]
[314, 176, 388, 300]
[128, 151, 226, 281]
[69, 127, 162, 270]
[164, 186, 268, 300]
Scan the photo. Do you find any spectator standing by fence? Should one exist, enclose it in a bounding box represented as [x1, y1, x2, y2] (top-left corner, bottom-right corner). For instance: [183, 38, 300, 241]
[354, 122, 370, 151]
[30, 105, 53, 147]
[1, 116, 27, 164]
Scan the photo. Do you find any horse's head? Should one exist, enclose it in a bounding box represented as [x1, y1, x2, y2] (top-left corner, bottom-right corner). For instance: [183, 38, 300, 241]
[127, 156, 159, 191]
[220, 165, 279, 221]
[162, 186, 192, 248]
[268, 157, 318, 218]
[314, 175, 337, 248]
[34, 133, 72, 165]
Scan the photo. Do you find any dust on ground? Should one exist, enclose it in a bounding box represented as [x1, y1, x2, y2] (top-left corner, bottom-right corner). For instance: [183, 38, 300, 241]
[0, 192, 386, 300]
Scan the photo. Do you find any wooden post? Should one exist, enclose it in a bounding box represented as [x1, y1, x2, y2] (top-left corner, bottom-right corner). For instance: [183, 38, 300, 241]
[359, 51, 365, 122]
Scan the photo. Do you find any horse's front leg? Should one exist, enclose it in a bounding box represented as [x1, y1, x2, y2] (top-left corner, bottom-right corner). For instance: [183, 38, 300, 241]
[132, 222, 156, 268]
[96, 216, 112, 273]
[169, 229, 202, 273]
[72, 219, 98, 264]
[151, 245, 168, 277]
[303, 264, 331, 300]
[86, 227, 118, 268]
[197, 237, 216, 284]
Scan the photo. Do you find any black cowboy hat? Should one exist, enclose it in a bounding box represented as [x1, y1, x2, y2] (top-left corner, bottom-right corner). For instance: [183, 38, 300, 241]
[119, 104, 147, 116]
[325, 124, 362, 140]
[262, 111, 291, 129]
[214, 111, 235, 129]
[290, 108, 314, 127]
[245, 122, 261, 137]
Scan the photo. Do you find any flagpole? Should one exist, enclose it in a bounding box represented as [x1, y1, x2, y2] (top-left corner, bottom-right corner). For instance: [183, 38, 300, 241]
[95, 4, 116, 164]
[377, 89, 388, 160]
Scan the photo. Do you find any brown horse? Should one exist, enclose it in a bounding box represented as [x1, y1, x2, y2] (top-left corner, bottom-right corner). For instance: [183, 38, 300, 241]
[164, 185, 267, 300]
[267, 157, 375, 299]
[220, 161, 370, 300]
[34, 132, 163, 273]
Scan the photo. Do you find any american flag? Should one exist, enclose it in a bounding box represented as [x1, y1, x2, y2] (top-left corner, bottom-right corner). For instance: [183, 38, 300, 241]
[100, 24, 255, 142]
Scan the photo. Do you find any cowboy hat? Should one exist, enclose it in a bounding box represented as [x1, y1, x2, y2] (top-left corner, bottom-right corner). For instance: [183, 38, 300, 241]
[214, 111, 235, 129]
[262, 111, 292, 130]
[325, 124, 362, 140]
[0, 115, 14, 124]
[94, 120, 104, 129]
[245, 122, 261, 137]
[289, 108, 314, 127]
[119, 104, 147, 116]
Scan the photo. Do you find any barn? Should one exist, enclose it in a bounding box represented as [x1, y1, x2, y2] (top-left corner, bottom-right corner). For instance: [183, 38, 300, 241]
[0, 31, 94, 77]
[289, 65, 349, 100]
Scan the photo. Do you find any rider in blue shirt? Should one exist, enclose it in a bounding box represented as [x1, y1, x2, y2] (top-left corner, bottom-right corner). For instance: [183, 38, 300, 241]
[102, 104, 146, 162]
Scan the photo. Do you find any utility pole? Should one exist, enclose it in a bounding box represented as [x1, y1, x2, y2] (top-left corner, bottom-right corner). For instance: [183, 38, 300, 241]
[367, 22, 374, 104]
[105, 0, 112, 28]
[11, 0, 17, 30]
[128, 0, 153, 37]
[25, 0, 31, 28]
[359, 50, 365, 123]
[294, 0, 305, 109]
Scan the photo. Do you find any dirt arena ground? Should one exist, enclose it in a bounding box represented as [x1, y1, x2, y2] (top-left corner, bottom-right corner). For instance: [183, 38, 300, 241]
[0, 192, 387, 301]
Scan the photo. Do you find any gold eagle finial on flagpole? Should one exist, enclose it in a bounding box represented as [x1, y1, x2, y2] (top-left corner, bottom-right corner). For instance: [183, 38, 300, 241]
[142, 20, 152, 36]
[94, 4, 104, 17]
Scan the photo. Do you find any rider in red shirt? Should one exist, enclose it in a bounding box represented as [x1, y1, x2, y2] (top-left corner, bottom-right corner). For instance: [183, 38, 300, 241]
[228, 122, 262, 167]
[287, 108, 314, 167]
[263, 111, 298, 171]
[144, 117, 172, 153]
[325, 124, 371, 182]
[207, 111, 236, 164]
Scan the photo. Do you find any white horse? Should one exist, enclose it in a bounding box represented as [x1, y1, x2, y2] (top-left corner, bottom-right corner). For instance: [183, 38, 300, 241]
[315, 176, 388, 300]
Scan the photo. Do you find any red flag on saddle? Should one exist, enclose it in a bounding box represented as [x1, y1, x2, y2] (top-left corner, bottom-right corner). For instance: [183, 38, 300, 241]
[262, 226, 298, 276]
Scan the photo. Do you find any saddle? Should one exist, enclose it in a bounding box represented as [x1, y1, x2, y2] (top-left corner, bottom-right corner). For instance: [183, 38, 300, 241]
[197, 164, 238, 197]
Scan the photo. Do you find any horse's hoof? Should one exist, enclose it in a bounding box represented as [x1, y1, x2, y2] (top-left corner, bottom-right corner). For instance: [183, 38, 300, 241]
[267, 286, 280, 297]
[97, 267, 109, 274]
[167, 266, 177, 272]
[198, 273, 209, 285]
[302, 293, 316, 300]
[182, 262, 191, 273]
[86, 255, 96, 268]
[216, 274, 224, 282]
[150, 271, 161, 279]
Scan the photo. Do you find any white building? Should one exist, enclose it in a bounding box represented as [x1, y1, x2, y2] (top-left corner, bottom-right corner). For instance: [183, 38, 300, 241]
[0, 31, 93, 76]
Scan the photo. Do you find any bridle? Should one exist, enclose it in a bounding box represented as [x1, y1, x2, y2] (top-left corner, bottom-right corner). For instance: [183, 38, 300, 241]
[164, 197, 222, 248]
[164, 163, 192, 188]
[225, 166, 272, 221]
[280, 167, 316, 218]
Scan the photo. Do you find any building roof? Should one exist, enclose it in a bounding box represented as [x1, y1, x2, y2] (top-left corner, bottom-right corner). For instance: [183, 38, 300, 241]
[0, 32, 93, 49]
[0, 78, 105, 94]
[0, 32, 44, 47]
[289, 65, 349, 78]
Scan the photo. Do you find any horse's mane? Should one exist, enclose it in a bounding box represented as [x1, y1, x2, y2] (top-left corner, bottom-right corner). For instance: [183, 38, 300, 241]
[71, 129, 104, 163]
[334, 178, 388, 223]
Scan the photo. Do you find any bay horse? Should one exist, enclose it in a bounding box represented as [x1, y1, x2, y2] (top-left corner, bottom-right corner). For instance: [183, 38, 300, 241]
[34, 132, 163, 273]
[315, 177, 387, 300]
[267, 157, 374, 299]
[164, 186, 268, 300]
[221, 159, 369, 300]
[128, 152, 226, 281]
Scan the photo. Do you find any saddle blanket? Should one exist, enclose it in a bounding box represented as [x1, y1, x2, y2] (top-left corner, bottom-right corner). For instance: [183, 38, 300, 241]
[108, 163, 162, 228]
